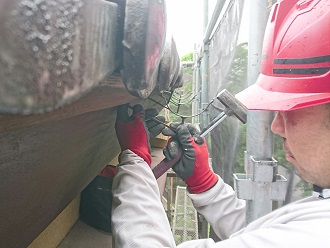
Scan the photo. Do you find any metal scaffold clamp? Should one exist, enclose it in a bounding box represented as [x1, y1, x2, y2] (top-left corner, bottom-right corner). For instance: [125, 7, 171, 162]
[233, 155, 287, 202]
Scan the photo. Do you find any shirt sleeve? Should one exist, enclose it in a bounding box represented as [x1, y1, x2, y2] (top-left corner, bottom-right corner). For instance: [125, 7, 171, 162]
[111, 150, 176, 248]
[111, 150, 245, 247]
[187, 176, 246, 240]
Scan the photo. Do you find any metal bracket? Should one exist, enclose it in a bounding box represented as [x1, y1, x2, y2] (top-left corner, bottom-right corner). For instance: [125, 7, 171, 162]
[234, 155, 287, 201]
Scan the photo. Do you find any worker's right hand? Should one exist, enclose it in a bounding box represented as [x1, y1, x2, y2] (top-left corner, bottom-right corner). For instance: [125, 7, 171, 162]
[115, 104, 151, 166]
[162, 123, 218, 194]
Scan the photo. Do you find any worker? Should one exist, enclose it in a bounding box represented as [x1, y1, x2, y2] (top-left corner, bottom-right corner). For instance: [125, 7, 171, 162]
[111, 0, 330, 247]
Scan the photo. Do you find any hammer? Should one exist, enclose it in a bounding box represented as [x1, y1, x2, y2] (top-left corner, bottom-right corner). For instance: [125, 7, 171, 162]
[152, 89, 247, 179]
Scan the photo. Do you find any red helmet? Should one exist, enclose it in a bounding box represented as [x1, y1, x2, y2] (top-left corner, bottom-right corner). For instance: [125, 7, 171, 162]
[236, 0, 330, 111]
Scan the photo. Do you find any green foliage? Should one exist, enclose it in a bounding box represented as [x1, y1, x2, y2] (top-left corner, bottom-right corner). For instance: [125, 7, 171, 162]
[165, 52, 193, 122]
[297, 180, 313, 197]
[235, 124, 247, 173]
[168, 68, 193, 123]
[214, 42, 248, 180]
[226, 42, 248, 94]
[184, 66, 193, 74]
[223, 42, 293, 173]
[181, 52, 193, 62]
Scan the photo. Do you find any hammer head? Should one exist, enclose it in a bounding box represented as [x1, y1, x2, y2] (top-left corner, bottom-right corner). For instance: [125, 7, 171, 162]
[217, 89, 247, 124]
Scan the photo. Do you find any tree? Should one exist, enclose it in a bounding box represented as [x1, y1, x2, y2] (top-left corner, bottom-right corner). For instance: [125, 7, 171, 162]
[181, 52, 193, 62]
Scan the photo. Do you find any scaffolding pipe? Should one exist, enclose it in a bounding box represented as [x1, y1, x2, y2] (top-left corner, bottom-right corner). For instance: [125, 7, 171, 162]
[201, 48, 209, 129]
[192, 44, 199, 124]
[200, 0, 209, 129]
[203, 0, 227, 44]
[245, 0, 275, 224]
[195, 0, 228, 126]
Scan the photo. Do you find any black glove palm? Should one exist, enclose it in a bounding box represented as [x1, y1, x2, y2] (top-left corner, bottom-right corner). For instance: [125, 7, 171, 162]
[162, 123, 218, 193]
[145, 108, 166, 138]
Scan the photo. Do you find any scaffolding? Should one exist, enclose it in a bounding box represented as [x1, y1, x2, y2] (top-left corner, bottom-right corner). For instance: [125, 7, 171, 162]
[172, 186, 198, 245]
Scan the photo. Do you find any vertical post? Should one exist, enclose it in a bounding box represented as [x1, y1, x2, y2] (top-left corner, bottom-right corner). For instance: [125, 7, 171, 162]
[199, 0, 210, 239]
[203, 0, 209, 31]
[201, 47, 209, 129]
[183, 192, 188, 241]
[245, 0, 274, 223]
[167, 179, 171, 224]
[192, 44, 198, 124]
[200, 0, 209, 129]
[195, 62, 201, 125]
[169, 177, 173, 225]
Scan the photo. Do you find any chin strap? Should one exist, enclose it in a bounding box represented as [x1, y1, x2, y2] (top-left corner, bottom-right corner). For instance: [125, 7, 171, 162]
[313, 185, 330, 199]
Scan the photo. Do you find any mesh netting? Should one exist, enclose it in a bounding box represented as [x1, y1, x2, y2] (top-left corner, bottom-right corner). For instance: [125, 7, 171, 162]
[207, 0, 246, 185]
[172, 186, 198, 245]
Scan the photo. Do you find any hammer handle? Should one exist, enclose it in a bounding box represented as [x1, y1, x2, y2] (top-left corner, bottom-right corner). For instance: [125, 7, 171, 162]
[152, 149, 183, 179]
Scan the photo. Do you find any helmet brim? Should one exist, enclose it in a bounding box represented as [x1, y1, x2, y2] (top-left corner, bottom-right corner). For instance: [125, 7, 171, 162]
[236, 78, 330, 111]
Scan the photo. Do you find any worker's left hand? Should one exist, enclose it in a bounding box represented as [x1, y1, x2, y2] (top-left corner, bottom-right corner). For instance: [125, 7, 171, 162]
[115, 104, 151, 166]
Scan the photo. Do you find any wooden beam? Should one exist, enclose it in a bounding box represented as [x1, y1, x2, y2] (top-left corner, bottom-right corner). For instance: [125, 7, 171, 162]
[0, 107, 120, 247]
[0, 75, 138, 134]
[0, 0, 120, 113]
[0, 82, 169, 247]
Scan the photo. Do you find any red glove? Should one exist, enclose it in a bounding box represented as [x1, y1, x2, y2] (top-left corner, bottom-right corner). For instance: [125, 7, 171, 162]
[98, 165, 117, 178]
[115, 104, 151, 166]
[163, 123, 218, 194]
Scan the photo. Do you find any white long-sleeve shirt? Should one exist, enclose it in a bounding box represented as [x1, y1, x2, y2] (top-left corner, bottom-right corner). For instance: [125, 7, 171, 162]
[111, 150, 330, 247]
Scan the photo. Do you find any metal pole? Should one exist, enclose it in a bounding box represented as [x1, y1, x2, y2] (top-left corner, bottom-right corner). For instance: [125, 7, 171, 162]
[201, 0, 209, 129]
[201, 48, 209, 129]
[196, 0, 228, 126]
[245, 0, 275, 223]
[203, 0, 227, 44]
[199, 0, 210, 238]
[233, 0, 286, 227]
[203, 0, 209, 34]
[183, 192, 188, 241]
[192, 44, 199, 124]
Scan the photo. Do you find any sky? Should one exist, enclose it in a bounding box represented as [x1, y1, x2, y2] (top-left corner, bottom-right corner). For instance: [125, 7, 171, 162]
[165, 0, 248, 57]
[165, 0, 205, 57]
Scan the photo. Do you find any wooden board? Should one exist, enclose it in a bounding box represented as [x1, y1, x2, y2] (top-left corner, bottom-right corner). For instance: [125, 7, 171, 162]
[0, 79, 168, 247]
[0, 107, 119, 247]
